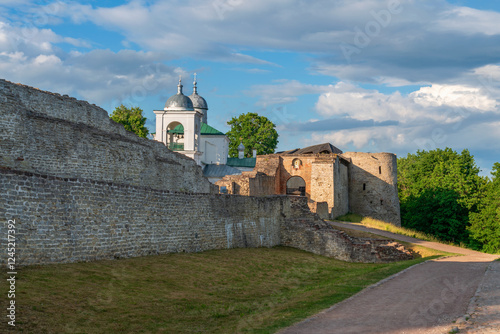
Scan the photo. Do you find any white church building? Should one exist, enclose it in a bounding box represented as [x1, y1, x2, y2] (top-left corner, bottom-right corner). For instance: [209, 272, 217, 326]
[154, 76, 251, 182]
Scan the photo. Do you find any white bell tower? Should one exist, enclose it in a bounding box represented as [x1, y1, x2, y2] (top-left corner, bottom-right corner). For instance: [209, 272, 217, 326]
[154, 77, 203, 165]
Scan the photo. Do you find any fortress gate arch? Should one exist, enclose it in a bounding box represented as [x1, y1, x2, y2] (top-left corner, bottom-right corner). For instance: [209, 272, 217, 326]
[286, 176, 306, 196]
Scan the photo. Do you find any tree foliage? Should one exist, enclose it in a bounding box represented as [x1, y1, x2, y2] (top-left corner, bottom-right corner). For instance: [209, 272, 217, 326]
[110, 104, 149, 138]
[401, 188, 470, 243]
[398, 148, 484, 210]
[398, 148, 486, 247]
[226, 112, 278, 158]
[468, 163, 500, 253]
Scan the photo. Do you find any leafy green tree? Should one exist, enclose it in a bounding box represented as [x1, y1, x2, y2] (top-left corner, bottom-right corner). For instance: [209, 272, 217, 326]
[110, 104, 149, 138]
[226, 112, 278, 158]
[398, 148, 484, 209]
[468, 163, 500, 253]
[398, 148, 486, 246]
[401, 188, 470, 243]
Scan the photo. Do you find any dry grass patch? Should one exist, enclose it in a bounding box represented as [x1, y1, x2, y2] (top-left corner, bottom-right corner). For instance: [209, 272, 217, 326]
[335, 213, 467, 247]
[330, 222, 456, 259]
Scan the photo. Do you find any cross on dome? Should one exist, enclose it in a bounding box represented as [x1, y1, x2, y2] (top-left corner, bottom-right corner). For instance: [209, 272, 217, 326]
[177, 76, 183, 94]
[193, 73, 198, 95]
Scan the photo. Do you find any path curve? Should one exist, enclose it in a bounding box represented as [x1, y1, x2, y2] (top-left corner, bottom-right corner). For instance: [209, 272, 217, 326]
[278, 221, 498, 334]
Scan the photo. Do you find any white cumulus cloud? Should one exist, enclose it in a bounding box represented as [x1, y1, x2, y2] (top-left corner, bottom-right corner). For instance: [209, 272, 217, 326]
[410, 84, 498, 111]
[305, 79, 500, 162]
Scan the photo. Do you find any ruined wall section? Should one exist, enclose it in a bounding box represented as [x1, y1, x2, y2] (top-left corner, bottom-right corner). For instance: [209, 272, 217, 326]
[216, 174, 250, 195]
[216, 155, 281, 196]
[249, 173, 276, 196]
[342, 152, 401, 226]
[0, 79, 214, 194]
[253, 155, 281, 177]
[248, 154, 281, 195]
[307, 201, 329, 220]
[281, 197, 411, 262]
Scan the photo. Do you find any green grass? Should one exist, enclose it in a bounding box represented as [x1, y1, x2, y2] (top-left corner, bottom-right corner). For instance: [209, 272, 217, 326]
[335, 213, 364, 223]
[1, 247, 444, 334]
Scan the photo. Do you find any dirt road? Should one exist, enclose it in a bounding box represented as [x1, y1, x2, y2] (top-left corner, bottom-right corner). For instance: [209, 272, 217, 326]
[278, 221, 499, 334]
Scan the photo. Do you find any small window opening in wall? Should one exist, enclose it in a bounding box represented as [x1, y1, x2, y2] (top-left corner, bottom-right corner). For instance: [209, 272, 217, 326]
[363, 183, 366, 191]
[379, 166, 382, 174]
[380, 199, 383, 205]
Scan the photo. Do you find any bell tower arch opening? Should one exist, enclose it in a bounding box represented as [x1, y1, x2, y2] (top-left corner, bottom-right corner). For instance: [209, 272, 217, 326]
[166, 121, 184, 151]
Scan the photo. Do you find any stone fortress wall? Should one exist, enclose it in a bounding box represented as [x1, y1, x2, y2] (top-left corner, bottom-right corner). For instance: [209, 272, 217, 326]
[0, 79, 215, 194]
[1, 168, 285, 265]
[0, 79, 409, 266]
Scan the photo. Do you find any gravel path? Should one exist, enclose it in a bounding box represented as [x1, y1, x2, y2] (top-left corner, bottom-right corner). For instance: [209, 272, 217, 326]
[278, 221, 499, 334]
[461, 260, 500, 333]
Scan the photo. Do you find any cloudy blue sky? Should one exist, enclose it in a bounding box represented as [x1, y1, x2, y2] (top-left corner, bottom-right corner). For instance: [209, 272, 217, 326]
[1, 0, 499, 175]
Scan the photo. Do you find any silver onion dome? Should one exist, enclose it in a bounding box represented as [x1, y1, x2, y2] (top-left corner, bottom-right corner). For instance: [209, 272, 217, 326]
[188, 74, 208, 110]
[165, 77, 194, 110]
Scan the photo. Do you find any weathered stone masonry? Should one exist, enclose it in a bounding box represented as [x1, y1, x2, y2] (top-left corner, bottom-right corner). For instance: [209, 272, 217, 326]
[0, 168, 284, 265]
[0, 79, 215, 194]
[343, 152, 401, 226]
[0, 79, 410, 265]
[0, 168, 411, 265]
[281, 197, 411, 263]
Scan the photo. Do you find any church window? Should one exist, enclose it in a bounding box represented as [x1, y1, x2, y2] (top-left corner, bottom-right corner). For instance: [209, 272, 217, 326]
[379, 166, 382, 174]
[363, 183, 366, 191]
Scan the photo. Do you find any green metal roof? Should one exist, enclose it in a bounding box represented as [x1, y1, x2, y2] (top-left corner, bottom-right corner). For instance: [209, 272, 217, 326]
[201, 123, 225, 135]
[168, 122, 225, 136]
[168, 124, 183, 134]
[226, 157, 256, 168]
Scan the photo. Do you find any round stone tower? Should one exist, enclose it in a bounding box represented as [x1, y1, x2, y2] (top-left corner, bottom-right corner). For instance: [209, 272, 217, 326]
[342, 152, 401, 226]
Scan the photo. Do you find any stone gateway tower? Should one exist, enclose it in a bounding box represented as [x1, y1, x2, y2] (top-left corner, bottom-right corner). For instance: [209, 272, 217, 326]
[217, 144, 402, 226]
